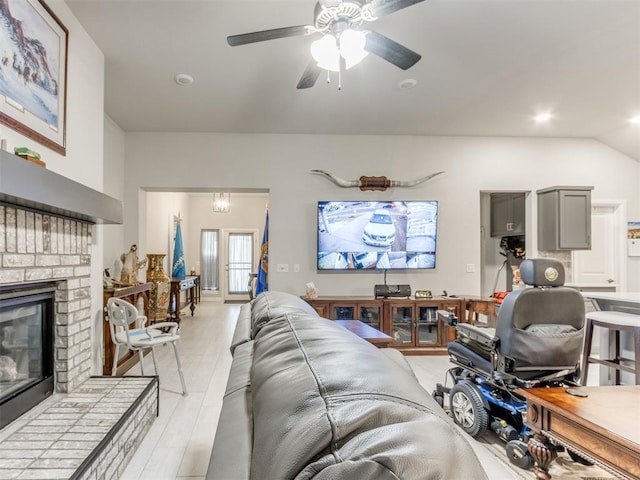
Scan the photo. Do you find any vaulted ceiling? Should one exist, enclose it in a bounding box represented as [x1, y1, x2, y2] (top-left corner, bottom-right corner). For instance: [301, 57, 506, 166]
[66, 0, 640, 160]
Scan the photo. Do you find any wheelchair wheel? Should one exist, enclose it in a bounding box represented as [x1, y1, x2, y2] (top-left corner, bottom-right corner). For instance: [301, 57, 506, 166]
[506, 440, 534, 469]
[449, 382, 489, 437]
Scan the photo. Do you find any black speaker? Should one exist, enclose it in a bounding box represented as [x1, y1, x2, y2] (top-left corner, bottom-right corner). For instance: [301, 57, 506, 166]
[374, 284, 411, 298]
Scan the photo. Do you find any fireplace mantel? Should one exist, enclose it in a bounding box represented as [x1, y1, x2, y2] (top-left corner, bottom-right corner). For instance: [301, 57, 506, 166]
[0, 149, 122, 224]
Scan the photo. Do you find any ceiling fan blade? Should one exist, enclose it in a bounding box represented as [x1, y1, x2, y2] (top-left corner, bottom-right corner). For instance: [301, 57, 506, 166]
[227, 25, 311, 46]
[364, 30, 421, 70]
[366, 0, 425, 18]
[297, 61, 323, 89]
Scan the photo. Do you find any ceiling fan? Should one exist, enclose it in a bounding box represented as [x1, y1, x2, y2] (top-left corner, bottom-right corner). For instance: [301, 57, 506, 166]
[227, 0, 426, 89]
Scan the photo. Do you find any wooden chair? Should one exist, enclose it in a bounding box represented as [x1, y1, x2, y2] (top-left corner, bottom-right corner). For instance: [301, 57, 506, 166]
[106, 297, 187, 395]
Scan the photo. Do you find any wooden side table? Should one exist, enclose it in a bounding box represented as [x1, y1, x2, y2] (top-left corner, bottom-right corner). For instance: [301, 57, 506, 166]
[169, 276, 199, 321]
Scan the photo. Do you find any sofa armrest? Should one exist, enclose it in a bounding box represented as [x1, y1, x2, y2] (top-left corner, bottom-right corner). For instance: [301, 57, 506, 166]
[230, 303, 253, 355]
[207, 341, 253, 480]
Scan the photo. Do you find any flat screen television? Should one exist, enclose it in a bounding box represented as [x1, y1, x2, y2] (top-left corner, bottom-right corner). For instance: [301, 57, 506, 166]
[317, 200, 438, 270]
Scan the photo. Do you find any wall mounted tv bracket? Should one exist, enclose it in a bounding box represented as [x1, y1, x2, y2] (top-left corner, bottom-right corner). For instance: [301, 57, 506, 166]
[374, 284, 412, 298]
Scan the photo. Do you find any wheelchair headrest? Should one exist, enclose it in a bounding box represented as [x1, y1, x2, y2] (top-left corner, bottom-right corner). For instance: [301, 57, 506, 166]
[519, 258, 565, 287]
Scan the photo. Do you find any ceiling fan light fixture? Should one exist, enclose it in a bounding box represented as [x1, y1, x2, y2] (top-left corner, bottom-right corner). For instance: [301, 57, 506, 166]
[339, 29, 368, 68]
[311, 29, 368, 72]
[311, 34, 340, 71]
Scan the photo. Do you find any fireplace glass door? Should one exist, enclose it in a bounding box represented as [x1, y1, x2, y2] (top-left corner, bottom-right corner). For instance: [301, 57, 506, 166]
[0, 283, 55, 429]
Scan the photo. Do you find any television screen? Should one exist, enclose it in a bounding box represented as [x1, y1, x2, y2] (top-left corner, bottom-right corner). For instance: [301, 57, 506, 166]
[317, 201, 438, 270]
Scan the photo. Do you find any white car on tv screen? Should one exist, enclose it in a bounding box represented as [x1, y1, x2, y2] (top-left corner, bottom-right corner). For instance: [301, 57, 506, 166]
[362, 209, 396, 247]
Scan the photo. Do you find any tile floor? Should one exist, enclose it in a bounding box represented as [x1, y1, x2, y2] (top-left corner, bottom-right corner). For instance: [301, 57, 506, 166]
[120, 298, 523, 480]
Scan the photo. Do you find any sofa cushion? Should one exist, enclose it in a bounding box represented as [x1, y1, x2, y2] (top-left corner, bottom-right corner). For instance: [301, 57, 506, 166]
[250, 313, 487, 480]
[250, 291, 319, 338]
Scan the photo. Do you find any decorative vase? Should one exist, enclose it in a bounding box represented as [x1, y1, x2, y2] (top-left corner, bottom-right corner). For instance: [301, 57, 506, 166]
[146, 254, 171, 322]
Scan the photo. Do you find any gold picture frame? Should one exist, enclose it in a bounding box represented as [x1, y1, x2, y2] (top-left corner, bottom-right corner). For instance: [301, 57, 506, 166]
[0, 0, 68, 155]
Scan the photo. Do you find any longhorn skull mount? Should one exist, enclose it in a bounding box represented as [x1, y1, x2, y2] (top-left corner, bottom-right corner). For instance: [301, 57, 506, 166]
[311, 170, 444, 191]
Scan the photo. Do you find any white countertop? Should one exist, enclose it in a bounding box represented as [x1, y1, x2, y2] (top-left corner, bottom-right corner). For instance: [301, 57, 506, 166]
[581, 292, 640, 304]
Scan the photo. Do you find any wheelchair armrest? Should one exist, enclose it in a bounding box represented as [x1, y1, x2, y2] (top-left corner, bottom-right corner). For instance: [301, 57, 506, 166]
[437, 310, 458, 326]
[455, 323, 498, 348]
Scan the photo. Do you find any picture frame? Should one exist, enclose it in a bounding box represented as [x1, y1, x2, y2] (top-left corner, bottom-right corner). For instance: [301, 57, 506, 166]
[0, 0, 68, 155]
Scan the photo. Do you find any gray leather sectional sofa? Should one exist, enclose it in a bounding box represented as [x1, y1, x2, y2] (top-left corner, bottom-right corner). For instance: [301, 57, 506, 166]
[206, 291, 488, 479]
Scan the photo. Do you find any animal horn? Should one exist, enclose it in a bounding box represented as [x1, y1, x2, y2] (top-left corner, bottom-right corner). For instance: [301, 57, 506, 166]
[311, 169, 360, 188]
[389, 171, 445, 187]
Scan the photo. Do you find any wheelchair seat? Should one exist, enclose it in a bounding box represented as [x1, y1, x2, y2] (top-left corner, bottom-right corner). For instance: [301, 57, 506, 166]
[449, 258, 585, 382]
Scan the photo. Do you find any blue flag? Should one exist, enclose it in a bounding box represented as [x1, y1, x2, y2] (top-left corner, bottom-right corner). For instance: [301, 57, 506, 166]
[255, 211, 269, 295]
[172, 220, 186, 278]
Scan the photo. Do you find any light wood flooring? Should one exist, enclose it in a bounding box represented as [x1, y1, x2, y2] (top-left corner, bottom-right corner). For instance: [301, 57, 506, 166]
[120, 298, 522, 479]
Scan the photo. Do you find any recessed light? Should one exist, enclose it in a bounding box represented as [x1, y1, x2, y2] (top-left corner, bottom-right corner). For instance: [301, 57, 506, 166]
[629, 115, 640, 124]
[398, 78, 417, 90]
[534, 113, 553, 123]
[174, 73, 194, 86]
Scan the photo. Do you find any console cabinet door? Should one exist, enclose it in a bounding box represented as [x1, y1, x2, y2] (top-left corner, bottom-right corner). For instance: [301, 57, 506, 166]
[388, 302, 415, 347]
[416, 305, 439, 345]
[332, 303, 358, 320]
[358, 303, 382, 330]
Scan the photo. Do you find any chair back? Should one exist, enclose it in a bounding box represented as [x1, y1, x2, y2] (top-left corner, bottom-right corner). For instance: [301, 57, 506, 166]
[494, 258, 585, 377]
[106, 298, 140, 345]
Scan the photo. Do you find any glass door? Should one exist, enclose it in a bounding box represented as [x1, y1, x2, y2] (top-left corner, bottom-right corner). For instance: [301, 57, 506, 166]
[390, 304, 414, 345]
[417, 306, 438, 345]
[359, 305, 381, 330]
[223, 230, 257, 302]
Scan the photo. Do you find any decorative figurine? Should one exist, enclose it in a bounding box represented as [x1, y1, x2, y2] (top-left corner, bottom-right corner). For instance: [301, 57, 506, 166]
[119, 244, 147, 286]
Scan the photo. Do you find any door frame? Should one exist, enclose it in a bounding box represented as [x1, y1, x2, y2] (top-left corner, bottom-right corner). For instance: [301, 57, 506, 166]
[571, 199, 627, 291]
[221, 228, 259, 302]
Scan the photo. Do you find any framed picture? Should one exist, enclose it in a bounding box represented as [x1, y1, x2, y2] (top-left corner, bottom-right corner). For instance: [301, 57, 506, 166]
[0, 0, 68, 155]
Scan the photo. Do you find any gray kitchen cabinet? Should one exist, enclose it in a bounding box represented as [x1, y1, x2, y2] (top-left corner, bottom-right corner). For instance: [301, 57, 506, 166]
[490, 193, 526, 237]
[537, 186, 593, 250]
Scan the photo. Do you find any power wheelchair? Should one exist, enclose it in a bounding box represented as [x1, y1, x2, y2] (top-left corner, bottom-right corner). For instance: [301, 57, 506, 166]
[433, 258, 589, 469]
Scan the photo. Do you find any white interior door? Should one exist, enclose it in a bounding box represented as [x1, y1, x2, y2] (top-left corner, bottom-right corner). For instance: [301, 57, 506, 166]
[571, 202, 626, 290]
[222, 229, 258, 302]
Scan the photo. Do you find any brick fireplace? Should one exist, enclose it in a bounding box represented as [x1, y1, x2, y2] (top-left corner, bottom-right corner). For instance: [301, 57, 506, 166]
[1, 205, 93, 391]
[0, 152, 160, 479]
[0, 205, 96, 427]
[0, 149, 123, 426]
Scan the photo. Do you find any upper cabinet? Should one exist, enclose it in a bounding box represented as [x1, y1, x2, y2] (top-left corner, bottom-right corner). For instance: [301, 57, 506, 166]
[490, 193, 526, 237]
[537, 186, 593, 250]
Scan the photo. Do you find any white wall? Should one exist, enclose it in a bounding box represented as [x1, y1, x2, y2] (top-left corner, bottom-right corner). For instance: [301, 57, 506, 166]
[143, 192, 190, 278]
[122, 133, 640, 298]
[0, 1, 107, 374]
[103, 115, 126, 278]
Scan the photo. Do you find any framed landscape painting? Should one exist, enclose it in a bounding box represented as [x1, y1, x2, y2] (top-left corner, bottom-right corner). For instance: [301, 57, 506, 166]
[0, 0, 68, 155]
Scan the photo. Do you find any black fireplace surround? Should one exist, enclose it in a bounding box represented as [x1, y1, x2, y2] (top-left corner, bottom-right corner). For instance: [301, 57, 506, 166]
[0, 282, 56, 429]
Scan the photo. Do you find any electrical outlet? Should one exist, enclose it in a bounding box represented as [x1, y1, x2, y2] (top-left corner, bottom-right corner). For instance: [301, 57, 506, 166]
[294, 264, 300, 273]
[276, 263, 289, 273]
[466, 263, 476, 273]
